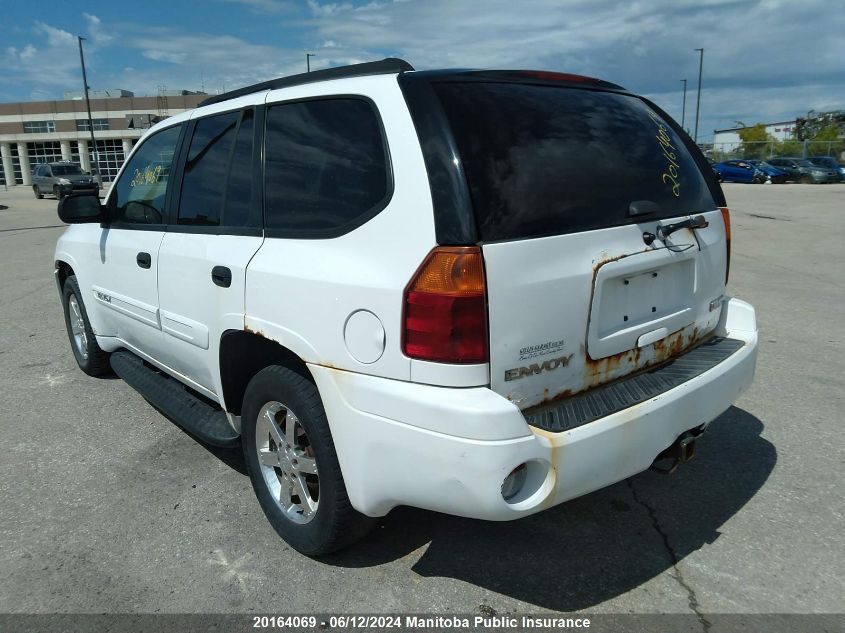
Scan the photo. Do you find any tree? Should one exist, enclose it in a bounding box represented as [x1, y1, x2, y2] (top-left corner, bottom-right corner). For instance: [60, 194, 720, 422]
[806, 123, 844, 157]
[737, 123, 773, 159]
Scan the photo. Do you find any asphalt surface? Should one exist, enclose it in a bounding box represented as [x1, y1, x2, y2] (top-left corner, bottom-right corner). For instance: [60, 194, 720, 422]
[0, 183, 843, 616]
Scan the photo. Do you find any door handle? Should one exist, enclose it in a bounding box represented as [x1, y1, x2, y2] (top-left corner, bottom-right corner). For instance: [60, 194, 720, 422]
[136, 252, 151, 269]
[211, 266, 232, 288]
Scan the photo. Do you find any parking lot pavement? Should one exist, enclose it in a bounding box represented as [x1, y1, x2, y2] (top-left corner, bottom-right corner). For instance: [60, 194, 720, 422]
[0, 183, 843, 616]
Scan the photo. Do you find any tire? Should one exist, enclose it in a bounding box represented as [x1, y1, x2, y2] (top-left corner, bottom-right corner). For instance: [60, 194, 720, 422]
[801, 174, 813, 184]
[242, 365, 376, 556]
[33, 185, 43, 199]
[62, 275, 111, 376]
[53, 185, 63, 200]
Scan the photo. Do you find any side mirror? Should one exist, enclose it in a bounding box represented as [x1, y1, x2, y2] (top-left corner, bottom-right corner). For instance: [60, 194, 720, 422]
[58, 194, 105, 224]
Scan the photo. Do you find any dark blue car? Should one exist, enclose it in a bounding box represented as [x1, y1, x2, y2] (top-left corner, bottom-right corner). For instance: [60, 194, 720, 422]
[712, 160, 766, 184]
[746, 160, 788, 183]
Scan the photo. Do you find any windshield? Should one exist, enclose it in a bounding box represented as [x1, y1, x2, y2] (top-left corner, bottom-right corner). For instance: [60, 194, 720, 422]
[52, 165, 83, 175]
[435, 82, 716, 241]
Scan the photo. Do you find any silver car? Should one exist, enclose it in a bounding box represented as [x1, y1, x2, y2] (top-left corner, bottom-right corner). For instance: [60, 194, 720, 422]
[32, 162, 99, 199]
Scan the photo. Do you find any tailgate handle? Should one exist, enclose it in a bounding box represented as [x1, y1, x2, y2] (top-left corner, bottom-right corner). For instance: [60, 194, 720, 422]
[637, 328, 669, 348]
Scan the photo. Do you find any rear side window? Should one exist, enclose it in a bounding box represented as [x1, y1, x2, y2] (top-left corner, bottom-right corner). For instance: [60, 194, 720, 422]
[178, 109, 256, 228]
[435, 82, 716, 241]
[264, 98, 390, 237]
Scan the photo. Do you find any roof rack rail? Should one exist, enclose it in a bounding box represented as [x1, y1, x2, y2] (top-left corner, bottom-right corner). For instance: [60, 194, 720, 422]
[198, 58, 414, 108]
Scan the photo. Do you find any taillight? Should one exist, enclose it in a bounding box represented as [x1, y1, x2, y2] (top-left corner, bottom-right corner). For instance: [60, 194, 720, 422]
[720, 207, 731, 285]
[402, 246, 488, 364]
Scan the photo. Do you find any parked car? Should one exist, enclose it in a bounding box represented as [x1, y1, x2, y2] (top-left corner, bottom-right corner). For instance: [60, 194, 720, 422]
[32, 161, 98, 199]
[768, 157, 840, 183]
[806, 156, 845, 180]
[712, 160, 766, 183]
[54, 59, 758, 555]
[745, 159, 788, 183]
[706, 157, 722, 181]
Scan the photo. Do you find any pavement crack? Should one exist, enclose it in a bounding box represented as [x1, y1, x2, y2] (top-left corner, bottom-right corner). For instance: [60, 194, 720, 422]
[627, 478, 711, 633]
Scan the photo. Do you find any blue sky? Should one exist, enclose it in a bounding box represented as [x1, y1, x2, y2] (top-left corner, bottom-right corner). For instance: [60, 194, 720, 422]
[1, 0, 843, 141]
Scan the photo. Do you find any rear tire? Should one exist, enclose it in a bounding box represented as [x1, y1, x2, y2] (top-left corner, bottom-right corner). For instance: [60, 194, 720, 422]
[242, 365, 376, 556]
[62, 275, 111, 376]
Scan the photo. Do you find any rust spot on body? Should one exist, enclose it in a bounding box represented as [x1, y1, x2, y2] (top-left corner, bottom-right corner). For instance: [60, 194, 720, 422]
[243, 324, 266, 338]
[529, 323, 708, 412]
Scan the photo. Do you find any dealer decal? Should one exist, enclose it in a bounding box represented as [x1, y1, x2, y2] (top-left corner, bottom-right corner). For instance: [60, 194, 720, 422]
[647, 110, 681, 197]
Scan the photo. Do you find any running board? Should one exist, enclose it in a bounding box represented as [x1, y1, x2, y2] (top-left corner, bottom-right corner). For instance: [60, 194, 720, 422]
[110, 350, 240, 447]
[524, 336, 745, 433]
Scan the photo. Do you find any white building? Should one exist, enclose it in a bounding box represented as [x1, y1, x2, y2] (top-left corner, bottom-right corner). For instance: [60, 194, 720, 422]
[0, 89, 207, 187]
[712, 120, 797, 153]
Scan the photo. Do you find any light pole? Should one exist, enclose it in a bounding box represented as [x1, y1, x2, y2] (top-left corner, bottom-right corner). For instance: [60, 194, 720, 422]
[693, 48, 704, 143]
[77, 36, 102, 187]
[680, 79, 687, 130]
[306, 53, 315, 73]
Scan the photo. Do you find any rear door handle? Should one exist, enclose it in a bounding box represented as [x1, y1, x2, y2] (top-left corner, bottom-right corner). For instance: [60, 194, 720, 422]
[136, 252, 151, 269]
[211, 266, 232, 288]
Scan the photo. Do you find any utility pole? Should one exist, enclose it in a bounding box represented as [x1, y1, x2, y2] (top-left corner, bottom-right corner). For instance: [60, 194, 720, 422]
[306, 53, 315, 73]
[77, 36, 102, 186]
[693, 48, 704, 143]
[680, 79, 687, 130]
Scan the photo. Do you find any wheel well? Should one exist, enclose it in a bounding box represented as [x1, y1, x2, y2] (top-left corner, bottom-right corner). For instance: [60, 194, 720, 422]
[56, 261, 74, 290]
[219, 330, 313, 416]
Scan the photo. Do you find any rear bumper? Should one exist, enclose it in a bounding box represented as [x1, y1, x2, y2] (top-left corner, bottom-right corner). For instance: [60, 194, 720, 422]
[311, 297, 758, 520]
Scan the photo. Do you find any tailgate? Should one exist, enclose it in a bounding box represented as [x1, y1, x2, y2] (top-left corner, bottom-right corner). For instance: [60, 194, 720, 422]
[483, 211, 727, 410]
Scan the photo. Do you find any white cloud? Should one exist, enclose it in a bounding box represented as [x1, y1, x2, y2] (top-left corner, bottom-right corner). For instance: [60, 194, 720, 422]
[0, 1, 842, 141]
[83, 13, 114, 45]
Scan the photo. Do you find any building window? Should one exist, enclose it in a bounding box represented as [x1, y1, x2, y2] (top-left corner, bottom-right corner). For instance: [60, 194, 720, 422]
[27, 141, 64, 169]
[11, 145, 22, 184]
[76, 118, 110, 132]
[87, 139, 126, 182]
[23, 121, 56, 134]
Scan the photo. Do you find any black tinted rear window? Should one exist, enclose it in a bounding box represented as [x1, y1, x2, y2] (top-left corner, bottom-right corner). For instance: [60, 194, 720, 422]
[435, 82, 716, 241]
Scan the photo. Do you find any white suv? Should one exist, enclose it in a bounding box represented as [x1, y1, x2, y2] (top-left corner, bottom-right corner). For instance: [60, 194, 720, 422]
[54, 59, 758, 555]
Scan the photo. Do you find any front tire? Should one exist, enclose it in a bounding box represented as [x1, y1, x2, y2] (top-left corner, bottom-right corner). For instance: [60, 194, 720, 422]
[62, 275, 111, 376]
[33, 185, 43, 199]
[242, 366, 375, 556]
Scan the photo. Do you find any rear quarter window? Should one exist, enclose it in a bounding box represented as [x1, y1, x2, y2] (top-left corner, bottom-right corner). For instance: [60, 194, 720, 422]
[263, 98, 391, 238]
[434, 82, 717, 241]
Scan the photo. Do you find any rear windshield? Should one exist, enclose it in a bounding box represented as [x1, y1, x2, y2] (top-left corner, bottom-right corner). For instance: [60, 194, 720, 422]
[434, 82, 717, 241]
[52, 165, 82, 175]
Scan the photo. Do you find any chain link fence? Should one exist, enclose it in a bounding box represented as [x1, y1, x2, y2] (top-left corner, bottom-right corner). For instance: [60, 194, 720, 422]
[708, 140, 844, 162]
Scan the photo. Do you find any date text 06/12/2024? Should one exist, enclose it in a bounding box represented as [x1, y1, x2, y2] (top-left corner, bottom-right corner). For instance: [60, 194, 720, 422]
[251, 615, 592, 629]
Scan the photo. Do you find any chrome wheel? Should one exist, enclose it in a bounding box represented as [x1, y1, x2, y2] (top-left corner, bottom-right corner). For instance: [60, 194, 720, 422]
[67, 295, 88, 360]
[255, 401, 319, 524]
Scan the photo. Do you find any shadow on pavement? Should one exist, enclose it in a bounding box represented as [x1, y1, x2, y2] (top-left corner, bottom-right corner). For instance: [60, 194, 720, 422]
[322, 406, 774, 611]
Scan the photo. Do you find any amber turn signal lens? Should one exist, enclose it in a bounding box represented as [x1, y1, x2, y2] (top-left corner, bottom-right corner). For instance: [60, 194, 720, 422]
[407, 247, 485, 295]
